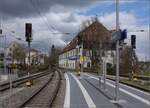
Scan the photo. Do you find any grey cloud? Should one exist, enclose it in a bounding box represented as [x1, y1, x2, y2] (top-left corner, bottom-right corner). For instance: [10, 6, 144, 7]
[0, 0, 51, 18]
[0, 0, 99, 18]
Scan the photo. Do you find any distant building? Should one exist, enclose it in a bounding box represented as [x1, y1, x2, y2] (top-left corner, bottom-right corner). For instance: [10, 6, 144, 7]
[25, 48, 40, 65]
[0, 41, 27, 69]
[6, 41, 22, 64]
[59, 20, 115, 71]
[38, 54, 46, 65]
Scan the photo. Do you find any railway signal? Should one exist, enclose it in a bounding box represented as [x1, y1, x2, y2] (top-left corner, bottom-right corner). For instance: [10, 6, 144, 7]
[25, 23, 33, 87]
[131, 35, 136, 49]
[25, 23, 32, 42]
[121, 29, 127, 40]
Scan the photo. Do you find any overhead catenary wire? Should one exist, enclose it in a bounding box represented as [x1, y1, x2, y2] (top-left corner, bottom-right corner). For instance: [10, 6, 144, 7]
[29, 0, 76, 35]
[36, 0, 57, 31]
[29, 0, 76, 45]
[29, 0, 55, 33]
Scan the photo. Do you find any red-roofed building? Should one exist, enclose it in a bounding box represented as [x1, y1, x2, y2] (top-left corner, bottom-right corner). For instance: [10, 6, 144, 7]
[59, 20, 115, 70]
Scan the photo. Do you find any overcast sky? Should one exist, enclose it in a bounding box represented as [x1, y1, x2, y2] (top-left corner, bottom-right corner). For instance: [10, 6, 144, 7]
[0, 0, 149, 61]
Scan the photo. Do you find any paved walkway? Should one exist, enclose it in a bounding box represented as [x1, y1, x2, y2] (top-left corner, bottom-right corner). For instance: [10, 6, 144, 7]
[64, 72, 150, 108]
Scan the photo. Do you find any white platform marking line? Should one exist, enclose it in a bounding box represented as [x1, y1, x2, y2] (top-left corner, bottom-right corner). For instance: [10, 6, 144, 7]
[84, 73, 150, 106]
[70, 73, 96, 108]
[64, 73, 70, 108]
[86, 73, 150, 96]
[107, 78, 150, 96]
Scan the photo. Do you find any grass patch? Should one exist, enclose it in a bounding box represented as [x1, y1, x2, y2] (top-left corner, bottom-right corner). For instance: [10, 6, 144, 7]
[142, 72, 150, 76]
[85, 72, 150, 92]
[121, 79, 150, 92]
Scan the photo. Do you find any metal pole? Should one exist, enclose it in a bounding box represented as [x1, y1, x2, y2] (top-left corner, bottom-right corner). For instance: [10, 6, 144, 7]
[81, 42, 83, 74]
[8, 68, 12, 108]
[104, 57, 106, 90]
[99, 42, 102, 88]
[131, 48, 134, 80]
[0, 15, 1, 29]
[28, 42, 31, 77]
[76, 46, 78, 73]
[102, 58, 105, 89]
[4, 35, 6, 74]
[102, 58, 104, 87]
[148, 0, 150, 67]
[115, 0, 120, 101]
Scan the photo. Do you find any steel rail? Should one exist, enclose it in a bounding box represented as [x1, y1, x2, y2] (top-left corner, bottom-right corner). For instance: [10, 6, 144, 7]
[19, 70, 61, 108]
[0, 70, 51, 91]
[49, 70, 62, 107]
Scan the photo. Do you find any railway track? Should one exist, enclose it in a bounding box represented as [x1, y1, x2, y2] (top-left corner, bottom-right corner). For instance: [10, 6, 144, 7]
[0, 70, 51, 92]
[19, 70, 61, 108]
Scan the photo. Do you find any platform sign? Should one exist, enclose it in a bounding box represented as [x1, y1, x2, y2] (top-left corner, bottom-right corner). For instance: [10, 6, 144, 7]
[111, 30, 121, 43]
[80, 56, 84, 62]
[68, 56, 78, 60]
[111, 29, 127, 43]
[83, 56, 87, 61]
[80, 56, 87, 62]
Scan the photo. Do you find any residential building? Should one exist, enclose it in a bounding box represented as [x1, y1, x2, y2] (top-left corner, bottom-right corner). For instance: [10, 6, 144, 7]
[25, 48, 40, 65]
[59, 20, 115, 71]
[6, 41, 20, 64]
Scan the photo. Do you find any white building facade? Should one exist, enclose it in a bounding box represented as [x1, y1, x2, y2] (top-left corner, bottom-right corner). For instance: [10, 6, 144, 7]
[59, 21, 115, 70]
[59, 47, 86, 69]
[59, 48, 114, 70]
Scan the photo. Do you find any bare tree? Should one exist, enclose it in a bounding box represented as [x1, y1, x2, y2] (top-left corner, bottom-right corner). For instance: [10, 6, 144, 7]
[120, 46, 139, 79]
[49, 45, 62, 67]
[79, 17, 110, 72]
[12, 44, 26, 66]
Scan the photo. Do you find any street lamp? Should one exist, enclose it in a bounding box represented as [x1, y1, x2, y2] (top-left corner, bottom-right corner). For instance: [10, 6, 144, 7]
[127, 30, 145, 33]
[115, 0, 120, 101]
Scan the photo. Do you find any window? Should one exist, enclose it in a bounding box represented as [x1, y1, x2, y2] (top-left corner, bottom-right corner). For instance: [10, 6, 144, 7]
[83, 50, 86, 56]
[70, 51, 72, 56]
[0, 53, 4, 58]
[72, 51, 73, 56]
[74, 49, 76, 56]
[76, 49, 78, 55]
[0, 58, 4, 61]
[87, 62, 90, 67]
[70, 51, 71, 56]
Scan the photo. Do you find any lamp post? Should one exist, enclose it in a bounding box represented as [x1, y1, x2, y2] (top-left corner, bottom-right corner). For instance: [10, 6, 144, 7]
[115, 0, 120, 101]
[80, 42, 83, 75]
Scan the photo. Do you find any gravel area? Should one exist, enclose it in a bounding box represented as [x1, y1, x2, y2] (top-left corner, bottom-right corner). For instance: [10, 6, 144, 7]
[51, 71, 66, 108]
[0, 72, 52, 108]
[24, 71, 59, 108]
